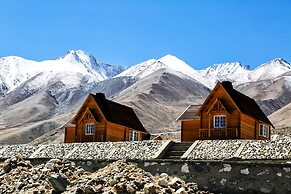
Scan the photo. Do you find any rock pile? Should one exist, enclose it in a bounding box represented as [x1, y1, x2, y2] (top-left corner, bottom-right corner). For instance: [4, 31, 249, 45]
[0, 156, 210, 193]
[0, 155, 90, 193]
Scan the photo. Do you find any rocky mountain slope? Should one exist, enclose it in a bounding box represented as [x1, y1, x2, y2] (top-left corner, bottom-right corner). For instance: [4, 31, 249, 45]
[236, 73, 291, 115]
[0, 75, 137, 144]
[269, 102, 291, 128]
[115, 68, 210, 133]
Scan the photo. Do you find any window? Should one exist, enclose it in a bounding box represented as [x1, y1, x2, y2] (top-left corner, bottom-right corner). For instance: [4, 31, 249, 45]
[129, 131, 139, 141]
[259, 124, 268, 137]
[213, 115, 226, 128]
[86, 124, 94, 135]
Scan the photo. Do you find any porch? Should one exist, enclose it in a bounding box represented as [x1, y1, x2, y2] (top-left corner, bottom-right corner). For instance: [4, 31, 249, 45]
[199, 128, 239, 139]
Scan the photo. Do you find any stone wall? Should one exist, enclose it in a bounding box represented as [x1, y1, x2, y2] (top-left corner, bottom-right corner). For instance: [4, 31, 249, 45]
[69, 159, 291, 194]
[0, 138, 291, 160]
[186, 137, 291, 160]
[135, 160, 291, 194]
[0, 139, 291, 193]
[0, 141, 165, 160]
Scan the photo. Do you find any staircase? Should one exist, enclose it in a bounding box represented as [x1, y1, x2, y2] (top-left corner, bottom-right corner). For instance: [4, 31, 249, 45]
[162, 142, 193, 160]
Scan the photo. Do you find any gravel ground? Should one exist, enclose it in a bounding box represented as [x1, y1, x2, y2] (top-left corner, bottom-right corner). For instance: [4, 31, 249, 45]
[240, 138, 291, 159]
[0, 145, 38, 159]
[31, 143, 77, 159]
[187, 140, 243, 160]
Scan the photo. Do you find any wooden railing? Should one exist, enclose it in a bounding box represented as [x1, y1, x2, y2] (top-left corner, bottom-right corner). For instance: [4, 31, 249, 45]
[199, 128, 239, 139]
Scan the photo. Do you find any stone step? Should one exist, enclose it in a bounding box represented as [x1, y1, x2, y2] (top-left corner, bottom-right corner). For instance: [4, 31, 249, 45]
[168, 143, 193, 151]
[161, 142, 193, 160]
[164, 150, 185, 156]
[163, 155, 182, 160]
[168, 146, 190, 151]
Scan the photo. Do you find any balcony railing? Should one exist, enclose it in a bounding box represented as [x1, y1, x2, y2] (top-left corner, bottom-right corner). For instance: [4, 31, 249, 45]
[199, 128, 239, 139]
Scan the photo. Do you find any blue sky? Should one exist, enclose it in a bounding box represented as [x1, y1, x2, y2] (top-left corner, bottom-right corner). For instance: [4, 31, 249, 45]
[0, 0, 291, 69]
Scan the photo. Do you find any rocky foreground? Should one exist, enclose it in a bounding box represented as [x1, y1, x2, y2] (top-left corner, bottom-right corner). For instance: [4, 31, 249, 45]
[0, 156, 210, 194]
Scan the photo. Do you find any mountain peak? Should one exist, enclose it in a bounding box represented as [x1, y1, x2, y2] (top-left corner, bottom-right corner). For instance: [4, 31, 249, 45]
[268, 58, 290, 65]
[202, 61, 250, 74]
[260, 58, 291, 69]
[158, 54, 185, 66]
[61, 50, 93, 62]
[159, 54, 177, 60]
[67, 49, 88, 56]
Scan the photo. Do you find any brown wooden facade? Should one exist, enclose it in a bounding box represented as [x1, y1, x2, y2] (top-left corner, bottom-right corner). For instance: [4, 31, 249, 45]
[64, 93, 149, 143]
[177, 81, 274, 141]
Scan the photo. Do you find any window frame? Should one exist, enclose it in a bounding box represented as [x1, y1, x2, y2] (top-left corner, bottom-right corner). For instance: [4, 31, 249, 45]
[129, 130, 140, 141]
[85, 123, 94, 135]
[213, 115, 226, 128]
[259, 123, 268, 138]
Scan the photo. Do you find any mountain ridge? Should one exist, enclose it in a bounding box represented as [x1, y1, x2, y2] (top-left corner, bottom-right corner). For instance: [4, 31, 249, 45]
[0, 51, 291, 144]
[0, 50, 124, 95]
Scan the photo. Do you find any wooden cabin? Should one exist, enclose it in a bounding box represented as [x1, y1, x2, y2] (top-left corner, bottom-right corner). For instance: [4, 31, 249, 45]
[177, 81, 274, 142]
[64, 93, 149, 143]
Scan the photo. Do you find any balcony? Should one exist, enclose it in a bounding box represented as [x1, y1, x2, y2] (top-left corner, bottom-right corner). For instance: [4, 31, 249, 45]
[199, 128, 239, 140]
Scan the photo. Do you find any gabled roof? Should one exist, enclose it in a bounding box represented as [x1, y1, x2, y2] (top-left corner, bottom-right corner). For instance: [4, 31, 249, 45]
[176, 105, 202, 121]
[91, 93, 147, 133]
[220, 81, 274, 127]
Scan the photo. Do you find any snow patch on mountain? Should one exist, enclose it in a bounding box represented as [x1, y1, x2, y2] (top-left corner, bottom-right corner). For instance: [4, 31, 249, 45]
[248, 58, 291, 81]
[199, 62, 251, 85]
[199, 58, 291, 86]
[116, 54, 212, 88]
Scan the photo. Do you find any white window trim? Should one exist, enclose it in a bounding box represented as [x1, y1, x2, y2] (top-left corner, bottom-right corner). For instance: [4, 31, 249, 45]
[213, 115, 226, 128]
[129, 130, 140, 141]
[259, 123, 268, 138]
[85, 123, 94, 135]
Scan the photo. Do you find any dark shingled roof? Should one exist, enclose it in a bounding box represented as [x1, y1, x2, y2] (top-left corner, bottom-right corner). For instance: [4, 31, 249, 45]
[176, 105, 201, 121]
[92, 93, 147, 133]
[221, 81, 274, 127]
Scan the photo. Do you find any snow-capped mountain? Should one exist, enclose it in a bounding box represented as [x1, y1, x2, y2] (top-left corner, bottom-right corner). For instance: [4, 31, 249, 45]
[199, 58, 291, 86]
[0, 50, 124, 95]
[116, 54, 212, 87]
[199, 62, 251, 85]
[248, 58, 291, 82]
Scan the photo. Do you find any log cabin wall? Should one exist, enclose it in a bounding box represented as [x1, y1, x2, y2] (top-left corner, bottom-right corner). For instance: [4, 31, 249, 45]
[106, 122, 127, 141]
[181, 120, 200, 142]
[64, 127, 75, 143]
[240, 113, 256, 139]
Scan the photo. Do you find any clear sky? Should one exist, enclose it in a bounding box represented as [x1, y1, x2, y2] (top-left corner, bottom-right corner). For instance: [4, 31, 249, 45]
[0, 0, 291, 69]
